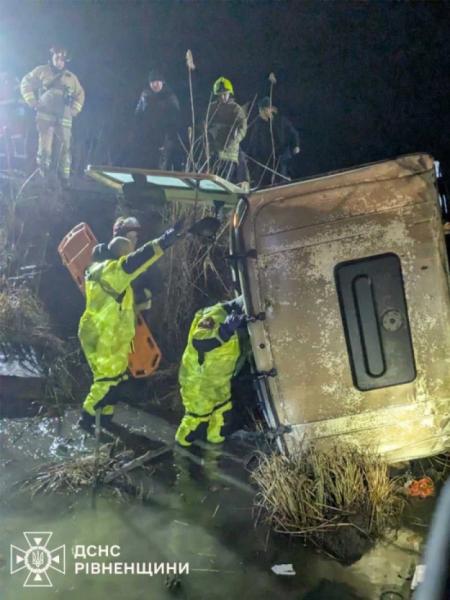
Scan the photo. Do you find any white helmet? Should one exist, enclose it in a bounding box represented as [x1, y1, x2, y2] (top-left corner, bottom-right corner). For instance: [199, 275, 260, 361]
[113, 216, 141, 237]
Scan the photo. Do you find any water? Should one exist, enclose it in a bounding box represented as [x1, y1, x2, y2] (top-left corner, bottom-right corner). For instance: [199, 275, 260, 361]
[0, 406, 429, 599]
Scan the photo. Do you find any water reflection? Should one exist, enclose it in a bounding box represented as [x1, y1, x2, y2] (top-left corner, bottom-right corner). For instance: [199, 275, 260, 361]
[0, 408, 427, 599]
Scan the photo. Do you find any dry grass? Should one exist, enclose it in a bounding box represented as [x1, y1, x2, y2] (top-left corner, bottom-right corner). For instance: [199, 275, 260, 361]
[19, 444, 154, 501]
[251, 442, 405, 547]
[158, 203, 233, 358]
[0, 284, 64, 355]
[0, 283, 77, 407]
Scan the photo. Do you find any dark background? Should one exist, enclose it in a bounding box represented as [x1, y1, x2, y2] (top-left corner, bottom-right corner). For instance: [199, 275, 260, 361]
[1, 0, 449, 178]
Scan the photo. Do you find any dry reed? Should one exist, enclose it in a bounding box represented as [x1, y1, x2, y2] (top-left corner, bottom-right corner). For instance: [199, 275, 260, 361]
[0, 283, 77, 406]
[158, 203, 233, 358]
[251, 442, 405, 549]
[19, 444, 153, 500]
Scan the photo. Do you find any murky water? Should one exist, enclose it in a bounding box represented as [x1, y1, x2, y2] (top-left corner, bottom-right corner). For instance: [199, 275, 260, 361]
[0, 406, 430, 599]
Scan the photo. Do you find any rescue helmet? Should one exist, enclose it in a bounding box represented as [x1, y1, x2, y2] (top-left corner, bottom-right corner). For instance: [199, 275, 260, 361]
[108, 236, 132, 258]
[113, 216, 141, 237]
[49, 46, 70, 61]
[213, 77, 234, 96]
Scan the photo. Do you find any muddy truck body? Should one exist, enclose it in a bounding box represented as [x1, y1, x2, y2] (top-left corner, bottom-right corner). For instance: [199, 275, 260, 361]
[87, 154, 450, 461]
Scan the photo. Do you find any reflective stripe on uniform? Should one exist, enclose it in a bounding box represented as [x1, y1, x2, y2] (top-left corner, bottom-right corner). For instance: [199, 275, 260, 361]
[36, 112, 58, 122]
[95, 372, 128, 383]
[185, 398, 231, 419]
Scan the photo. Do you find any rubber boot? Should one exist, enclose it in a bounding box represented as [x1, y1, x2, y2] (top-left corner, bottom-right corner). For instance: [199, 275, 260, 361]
[100, 414, 114, 432]
[60, 177, 71, 190]
[78, 410, 95, 435]
[78, 411, 114, 435]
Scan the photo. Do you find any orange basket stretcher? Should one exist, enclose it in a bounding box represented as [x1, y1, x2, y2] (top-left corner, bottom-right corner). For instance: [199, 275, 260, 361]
[58, 222, 161, 378]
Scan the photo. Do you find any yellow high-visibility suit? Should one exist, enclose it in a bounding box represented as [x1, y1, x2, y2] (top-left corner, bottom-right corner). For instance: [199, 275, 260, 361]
[176, 303, 241, 446]
[78, 238, 163, 417]
[20, 64, 84, 179]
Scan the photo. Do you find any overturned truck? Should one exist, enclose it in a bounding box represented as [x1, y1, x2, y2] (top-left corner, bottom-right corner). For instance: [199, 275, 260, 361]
[88, 153, 450, 462]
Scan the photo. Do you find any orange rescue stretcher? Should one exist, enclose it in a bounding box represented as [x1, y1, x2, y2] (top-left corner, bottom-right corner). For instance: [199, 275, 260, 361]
[58, 222, 161, 378]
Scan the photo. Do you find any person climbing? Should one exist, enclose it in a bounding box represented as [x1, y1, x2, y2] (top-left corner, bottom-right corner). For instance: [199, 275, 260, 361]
[130, 68, 181, 170]
[176, 296, 247, 447]
[78, 221, 185, 433]
[92, 216, 163, 313]
[20, 46, 85, 187]
[246, 96, 300, 187]
[206, 77, 248, 185]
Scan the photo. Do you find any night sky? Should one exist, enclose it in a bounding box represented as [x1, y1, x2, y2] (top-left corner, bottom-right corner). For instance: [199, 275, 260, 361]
[2, 0, 449, 178]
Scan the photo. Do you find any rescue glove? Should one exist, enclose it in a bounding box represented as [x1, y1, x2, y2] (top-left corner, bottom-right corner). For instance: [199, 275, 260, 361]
[173, 217, 186, 235]
[220, 310, 246, 340]
[158, 219, 186, 250]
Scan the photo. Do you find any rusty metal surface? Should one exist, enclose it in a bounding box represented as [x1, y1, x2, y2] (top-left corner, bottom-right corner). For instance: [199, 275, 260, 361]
[242, 154, 450, 461]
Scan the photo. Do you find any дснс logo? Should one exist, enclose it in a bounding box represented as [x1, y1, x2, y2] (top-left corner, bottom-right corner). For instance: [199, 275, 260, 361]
[10, 532, 65, 587]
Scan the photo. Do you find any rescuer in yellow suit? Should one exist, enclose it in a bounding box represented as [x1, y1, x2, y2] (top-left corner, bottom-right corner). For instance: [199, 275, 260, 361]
[176, 296, 246, 446]
[20, 46, 84, 186]
[78, 223, 184, 433]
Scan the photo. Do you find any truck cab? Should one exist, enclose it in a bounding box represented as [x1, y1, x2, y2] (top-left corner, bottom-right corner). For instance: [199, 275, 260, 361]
[87, 153, 450, 462]
[231, 153, 450, 461]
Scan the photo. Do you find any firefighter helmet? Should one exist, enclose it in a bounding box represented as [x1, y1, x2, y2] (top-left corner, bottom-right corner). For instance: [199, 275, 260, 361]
[49, 46, 70, 61]
[213, 77, 234, 96]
